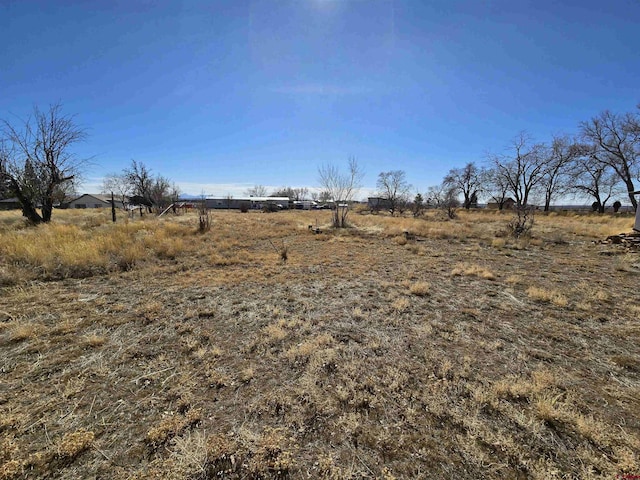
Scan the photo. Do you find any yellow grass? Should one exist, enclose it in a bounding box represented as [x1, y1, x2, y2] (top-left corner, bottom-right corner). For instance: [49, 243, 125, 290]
[408, 281, 431, 296]
[451, 263, 496, 280]
[0, 215, 195, 280]
[0, 207, 638, 479]
[526, 286, 570, 306]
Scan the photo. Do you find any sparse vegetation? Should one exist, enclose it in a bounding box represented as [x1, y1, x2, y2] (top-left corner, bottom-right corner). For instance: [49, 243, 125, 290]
[507, 205, 535, 238]
[197, 201, 211, 233]
[0, 208, 638, 479]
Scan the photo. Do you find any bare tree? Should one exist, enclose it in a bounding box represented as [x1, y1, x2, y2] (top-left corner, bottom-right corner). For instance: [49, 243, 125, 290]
[311, 189, 333, 203]
[629, 104, 640, 135]
[295, 187, 309, 201]
[443, 162, 484, 209]
[427, 184, 459, 219]
[225, 193, 233, 210]
[245, 185, 268, 197]
[569, 148, 621, 213]
[1, 103, 87, 223]
[122, 160, 179, 212]
[149, 175, 171, 209]
[376, 170, 412, 216]
[540, 136, 584, 211]
[318, 190, 332, 202]
[580, 109, 640, 209]
[492, 132, 547, 208]
[124, 159, 154, 207]
[318, 157, 364, 228]
[0, 143, 12, 199]
[271, 186, 294, 198]
[170, 183, 181, 203]
[270, 186, 309, 201]
[102, 173, 132, 209]
[484, 166, 510, 209]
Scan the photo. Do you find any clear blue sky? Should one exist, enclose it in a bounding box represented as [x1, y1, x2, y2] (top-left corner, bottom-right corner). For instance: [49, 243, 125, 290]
[1, 0, 639, 198]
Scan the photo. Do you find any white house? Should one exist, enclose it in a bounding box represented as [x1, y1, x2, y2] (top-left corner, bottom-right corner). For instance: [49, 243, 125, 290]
[67, 194, 127, 209]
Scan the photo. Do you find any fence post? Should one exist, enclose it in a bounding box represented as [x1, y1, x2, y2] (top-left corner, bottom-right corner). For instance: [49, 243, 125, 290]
[111, 192, 116, 223]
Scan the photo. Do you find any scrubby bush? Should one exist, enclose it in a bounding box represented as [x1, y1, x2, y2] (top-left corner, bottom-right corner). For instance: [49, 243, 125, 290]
[507, 206, 534, 238]
[197, 203, 211, 233]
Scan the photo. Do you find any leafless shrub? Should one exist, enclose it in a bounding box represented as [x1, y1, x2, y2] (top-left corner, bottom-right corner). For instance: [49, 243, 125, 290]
[318, 157, 364, 228]
[269, 240, 288, 263]
[427, 184, 459, 219]
[507, 206, 534, 238]
[197, 202, 211, 233]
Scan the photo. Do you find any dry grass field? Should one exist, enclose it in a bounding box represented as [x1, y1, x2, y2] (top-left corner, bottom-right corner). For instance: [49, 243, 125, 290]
[0, 207, 639, 479]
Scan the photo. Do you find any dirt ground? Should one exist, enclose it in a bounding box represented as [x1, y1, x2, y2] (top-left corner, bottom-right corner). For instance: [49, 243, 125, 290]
[1, 208, 639, 479]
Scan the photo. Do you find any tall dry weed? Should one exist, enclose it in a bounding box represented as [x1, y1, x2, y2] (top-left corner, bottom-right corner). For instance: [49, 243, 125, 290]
[0, 215, 193, 278]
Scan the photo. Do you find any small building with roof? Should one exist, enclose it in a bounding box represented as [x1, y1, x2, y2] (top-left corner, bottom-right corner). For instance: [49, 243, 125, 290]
[205, 196, 291, 210]
[67, 194, 127, 209]
[0, 197, 21, 210]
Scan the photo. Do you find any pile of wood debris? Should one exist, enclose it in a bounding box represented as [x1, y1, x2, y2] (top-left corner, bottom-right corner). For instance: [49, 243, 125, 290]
[602, 232, 640, 250]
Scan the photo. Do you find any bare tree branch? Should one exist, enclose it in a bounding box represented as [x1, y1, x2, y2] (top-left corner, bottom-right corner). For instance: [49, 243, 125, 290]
[443, 162, 483, 209]
[580, 110, 639, 209]
[318, 157, 364, 228]
[376, 170, 412, 216]
[1, 102, 87, 223]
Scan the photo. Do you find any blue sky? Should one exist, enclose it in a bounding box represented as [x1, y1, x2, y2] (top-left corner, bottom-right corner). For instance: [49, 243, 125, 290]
[1, 0, 639, 198]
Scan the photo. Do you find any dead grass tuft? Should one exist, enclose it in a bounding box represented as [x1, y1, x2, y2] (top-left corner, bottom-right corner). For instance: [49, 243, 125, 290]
[505, 274, 521, 285]
[393, 235, 408, 245]
[146, 409, 202, 449]
[391, 297, 410, 313]
[526, 286, 569, 306]
[8, 323, 38, 342]
[491, 237, 506, 248]
[240, 367, 255, 383]
[408, 281, 431, 296]
[451, 263, 496, 280]
[0, 460, 22, 479]
[57, 430, 94, 459]
[83, 334, 106, 347]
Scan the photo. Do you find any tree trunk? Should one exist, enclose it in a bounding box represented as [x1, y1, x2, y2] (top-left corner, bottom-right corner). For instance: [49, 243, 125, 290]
[41, 200, 53, 222]
[543, 189, 550, 212]
[625, 179, 638, 209]
[21, 201, 43, 224]
[11, 180, 43, 224]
